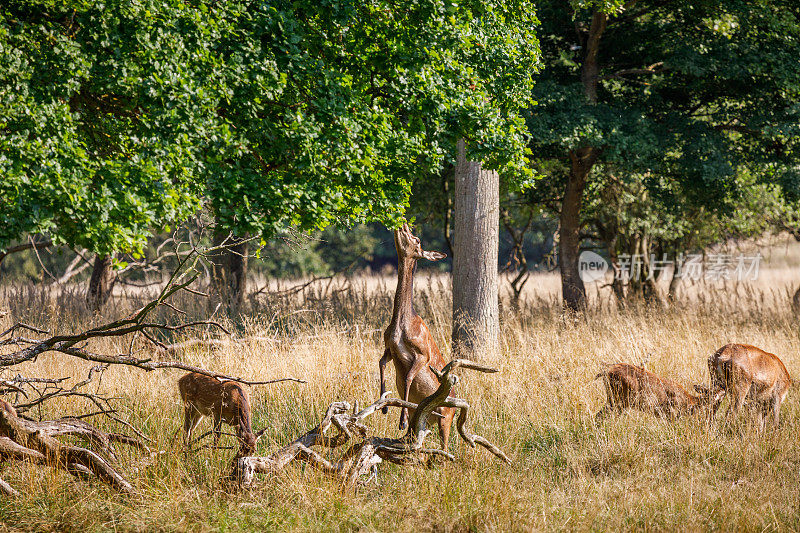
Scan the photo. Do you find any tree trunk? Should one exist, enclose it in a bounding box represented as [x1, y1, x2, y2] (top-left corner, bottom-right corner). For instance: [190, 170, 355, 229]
[640, 235, 663, 307]
[210, 230, 249, 315]
[558, 9, 607, 312]
[560, 148, 598, 311]
[667, 253, 684, 303]
[452, 139, 499, 361]
[87, 255, 117, 310]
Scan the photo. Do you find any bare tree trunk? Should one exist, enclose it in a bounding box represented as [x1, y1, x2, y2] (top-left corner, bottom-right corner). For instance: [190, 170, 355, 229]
[210, 230, 249, 315]
[87, 255, 117, 309]
[558, 9, 607, 312]
[640, 235, 663, 307]
[667, 254, 684, 303]
[452, 139, 499, 361]
[560, 148, 598, 311]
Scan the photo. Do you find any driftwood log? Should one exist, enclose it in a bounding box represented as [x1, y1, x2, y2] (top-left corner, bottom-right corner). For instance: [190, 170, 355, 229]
[231, 359, 510, 488]
[0, 404, 150, 496]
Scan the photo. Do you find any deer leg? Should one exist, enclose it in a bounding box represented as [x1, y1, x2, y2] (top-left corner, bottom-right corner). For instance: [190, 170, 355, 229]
[212, 414, 222, 448]
[399, 356, 427, 431]
[437, 407, 456, 451]
[379, 348, 391, 415]
[770, 395, 782, 428]
[726, 381, 749, 425]
[183, 406, 203, 447]
[755, 403, 766, 433]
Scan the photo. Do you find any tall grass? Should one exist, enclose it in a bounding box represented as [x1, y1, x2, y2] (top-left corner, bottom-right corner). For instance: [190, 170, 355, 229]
[0, 251, 798, 532]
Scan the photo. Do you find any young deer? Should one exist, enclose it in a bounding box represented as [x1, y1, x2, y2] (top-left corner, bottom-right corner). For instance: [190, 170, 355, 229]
[178, 372, 264, 455]
[595, 363, 723, 421]
[708, 343, 793, 430]
[379, 224, 456, 449]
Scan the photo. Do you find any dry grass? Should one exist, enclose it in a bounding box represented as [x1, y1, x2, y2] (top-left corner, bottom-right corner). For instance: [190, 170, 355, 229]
[0, 241, 799, 532]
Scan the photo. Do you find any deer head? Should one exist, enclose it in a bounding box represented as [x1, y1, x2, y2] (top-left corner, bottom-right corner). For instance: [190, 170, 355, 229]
[239, 427, 268, 457]
[692, 384, 725, 413]
[393, 223, 446, 262]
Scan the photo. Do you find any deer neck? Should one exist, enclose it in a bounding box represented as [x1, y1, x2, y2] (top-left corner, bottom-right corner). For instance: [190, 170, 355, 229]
[235, 392, 253, 436]
[390, 257, 418, 329]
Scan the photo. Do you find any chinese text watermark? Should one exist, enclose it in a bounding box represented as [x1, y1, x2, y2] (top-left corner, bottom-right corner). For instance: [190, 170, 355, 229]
[579, 251, 762, 283]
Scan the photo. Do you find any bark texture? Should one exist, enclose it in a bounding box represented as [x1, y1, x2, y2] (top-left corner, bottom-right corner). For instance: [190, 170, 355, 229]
[231, 359, 509, 489]
[211, 230, 249, 314]
[87, 255, 117, 309]
[560, 148, 598, 311]
[452, 139, 500, 360]
[0, 407, 148, 495]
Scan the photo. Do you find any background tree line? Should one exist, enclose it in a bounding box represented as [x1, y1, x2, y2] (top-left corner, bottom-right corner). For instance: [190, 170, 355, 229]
[2, 0, 799, 323]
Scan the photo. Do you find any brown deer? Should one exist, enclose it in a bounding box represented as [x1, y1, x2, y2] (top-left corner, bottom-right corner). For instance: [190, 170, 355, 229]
[178, 372, 264, 455]
[379, 223, 456, 449]
[595, 363, 723, 421]
[708, 343, 793, 430]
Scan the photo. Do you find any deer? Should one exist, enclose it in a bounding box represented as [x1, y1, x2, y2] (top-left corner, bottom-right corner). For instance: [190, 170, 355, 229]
[707, 343, 793, 430]
[595, 363, 724, 421]
[379, 223, 456, 450]
[177, 372, 265, 456]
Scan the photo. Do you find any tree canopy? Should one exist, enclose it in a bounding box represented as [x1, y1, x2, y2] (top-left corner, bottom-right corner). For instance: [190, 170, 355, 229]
[0, 0, 540, 257]
[526, 0, 800, 308]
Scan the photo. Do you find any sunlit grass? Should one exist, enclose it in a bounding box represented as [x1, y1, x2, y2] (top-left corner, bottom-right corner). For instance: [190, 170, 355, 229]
[0, 246, 798, 531]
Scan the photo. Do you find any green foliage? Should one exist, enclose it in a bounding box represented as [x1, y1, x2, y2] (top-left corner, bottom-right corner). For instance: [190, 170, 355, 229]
[0, 0, 205, 255]
[0, 0, 542, 258]
[528, 0, 800, 202]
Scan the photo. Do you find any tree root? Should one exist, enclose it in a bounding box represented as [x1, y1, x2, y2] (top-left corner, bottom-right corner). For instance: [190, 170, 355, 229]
[0, 407, 147, 495]
[231, 360, 510, 488]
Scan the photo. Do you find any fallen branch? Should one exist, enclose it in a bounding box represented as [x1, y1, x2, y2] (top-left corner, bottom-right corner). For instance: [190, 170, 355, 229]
[0, 407, 146, 494]
[232, 360, 509, 488]
[0, 248, 303, 386]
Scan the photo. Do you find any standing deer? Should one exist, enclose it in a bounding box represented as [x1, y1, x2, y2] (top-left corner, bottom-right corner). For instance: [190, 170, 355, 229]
[379, 223, 456, 449]
[595, 363, 723, 420]
[178, 372, 264, 455]
[707, 343, 793, 430]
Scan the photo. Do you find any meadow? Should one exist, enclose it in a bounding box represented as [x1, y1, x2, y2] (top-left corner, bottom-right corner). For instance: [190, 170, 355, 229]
[0, 240, 798, 532]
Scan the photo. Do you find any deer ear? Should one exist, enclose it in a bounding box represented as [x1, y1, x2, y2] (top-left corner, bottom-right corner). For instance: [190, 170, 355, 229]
[422, 250, 446, 262]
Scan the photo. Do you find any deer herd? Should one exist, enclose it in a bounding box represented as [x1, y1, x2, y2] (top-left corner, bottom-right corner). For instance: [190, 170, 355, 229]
[175, 224, 796, 464]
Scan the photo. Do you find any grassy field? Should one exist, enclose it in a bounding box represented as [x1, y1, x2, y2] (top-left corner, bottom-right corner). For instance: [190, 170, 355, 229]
[0, 241, 799, 532]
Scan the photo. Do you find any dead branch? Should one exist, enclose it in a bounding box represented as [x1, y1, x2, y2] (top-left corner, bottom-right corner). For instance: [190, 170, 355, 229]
[0, 248, 303, 386]
[232, 360, 509, 488]
[54, 249, 93, 284]
[0, 407, 143, 494]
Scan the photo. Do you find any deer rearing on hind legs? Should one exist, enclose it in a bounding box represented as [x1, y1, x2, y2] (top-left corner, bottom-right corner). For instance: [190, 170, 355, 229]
[379, 223, 456, 449]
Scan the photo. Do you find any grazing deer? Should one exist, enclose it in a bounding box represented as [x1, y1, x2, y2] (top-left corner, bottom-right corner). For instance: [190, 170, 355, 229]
[595, 363, 723, 421]
[178, 372, 264, 455]
[379, 223, 456, 449]
[708, 343, 793, 430]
